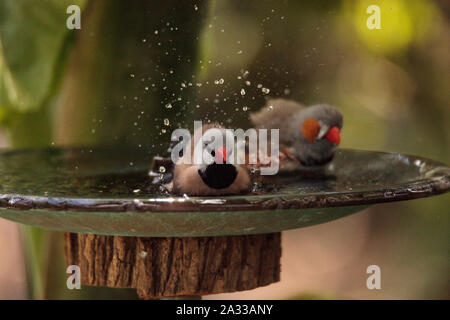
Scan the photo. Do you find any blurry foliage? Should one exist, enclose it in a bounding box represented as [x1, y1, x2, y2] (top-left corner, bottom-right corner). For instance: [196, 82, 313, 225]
[53, 0, 207, 148]
[0, 0, 86, 118]
[0, 0, 448, 299]
[0, 0, 87, 147]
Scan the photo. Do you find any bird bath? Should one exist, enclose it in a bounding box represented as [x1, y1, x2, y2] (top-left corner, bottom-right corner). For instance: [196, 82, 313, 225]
[0, 147, 448, 298]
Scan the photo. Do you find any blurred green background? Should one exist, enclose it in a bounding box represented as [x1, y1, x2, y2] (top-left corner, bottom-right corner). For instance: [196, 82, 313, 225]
[0, 0, 448, 299]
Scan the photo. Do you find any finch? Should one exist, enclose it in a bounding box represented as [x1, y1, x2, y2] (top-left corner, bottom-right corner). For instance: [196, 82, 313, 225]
[172, 123, 251, 196]
[250, 98, 343, 168]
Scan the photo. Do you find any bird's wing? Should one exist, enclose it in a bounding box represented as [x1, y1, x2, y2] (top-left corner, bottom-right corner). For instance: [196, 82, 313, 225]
[250, 98, 304, 129]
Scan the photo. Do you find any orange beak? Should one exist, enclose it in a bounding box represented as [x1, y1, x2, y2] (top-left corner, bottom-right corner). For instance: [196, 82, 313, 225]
[215, 147, 227, 163]
[325, 126, 340, 145]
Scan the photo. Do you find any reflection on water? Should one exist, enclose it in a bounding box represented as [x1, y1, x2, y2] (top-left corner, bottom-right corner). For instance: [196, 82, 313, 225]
[0, 147, 447, 199]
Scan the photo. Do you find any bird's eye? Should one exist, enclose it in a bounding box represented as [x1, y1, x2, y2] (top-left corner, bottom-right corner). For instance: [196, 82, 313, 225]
[210, 150, 215, 157]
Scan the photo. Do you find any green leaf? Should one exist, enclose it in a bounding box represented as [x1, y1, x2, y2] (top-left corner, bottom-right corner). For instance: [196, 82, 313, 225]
[0, 0, 86, 113]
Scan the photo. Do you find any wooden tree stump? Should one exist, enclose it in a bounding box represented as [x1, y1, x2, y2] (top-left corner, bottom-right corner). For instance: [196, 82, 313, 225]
[64, 232, 281, 299]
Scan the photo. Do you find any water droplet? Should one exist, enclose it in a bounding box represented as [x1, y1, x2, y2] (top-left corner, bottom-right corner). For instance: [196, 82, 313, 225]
[140, 251, 148, 258]
[130, 74, 135, 78]
[257, 84, 262, 88]
[245, 81, 251, 86]
[384, 191, 395, 198]
[133, 189, 141, 193]
[262, 87, 270, 94]
[163, 118, 170, 126]
[159, 166, 166, 173]
[165, 103, 173, 109]
[129, 162, 134, 166]
[242, 106, 249, 111]
[154, 30, 159, 35]
[194, 4, 198, 11]
[240, 89, 246, 96]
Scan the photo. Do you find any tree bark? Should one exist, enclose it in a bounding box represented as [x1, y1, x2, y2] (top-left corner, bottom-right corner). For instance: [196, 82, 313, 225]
[64, 232, 281, 299]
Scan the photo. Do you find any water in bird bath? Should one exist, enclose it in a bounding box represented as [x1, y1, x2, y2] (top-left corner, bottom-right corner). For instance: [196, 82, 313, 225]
[0, 146, 447, 200]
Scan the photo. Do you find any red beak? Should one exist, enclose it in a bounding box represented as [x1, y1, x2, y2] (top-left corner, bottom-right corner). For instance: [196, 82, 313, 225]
[215, 147, 227, 163]
[325, 126, 340, 145]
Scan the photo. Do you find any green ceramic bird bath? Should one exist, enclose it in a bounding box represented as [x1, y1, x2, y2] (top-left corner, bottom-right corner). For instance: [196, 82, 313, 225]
[0, 147, 448, 236]
[0, 147, 448, 298]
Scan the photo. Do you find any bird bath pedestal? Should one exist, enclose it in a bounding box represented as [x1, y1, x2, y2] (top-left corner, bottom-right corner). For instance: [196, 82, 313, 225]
[64, 232, 281, 299]
[0, 147, 448, 298]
